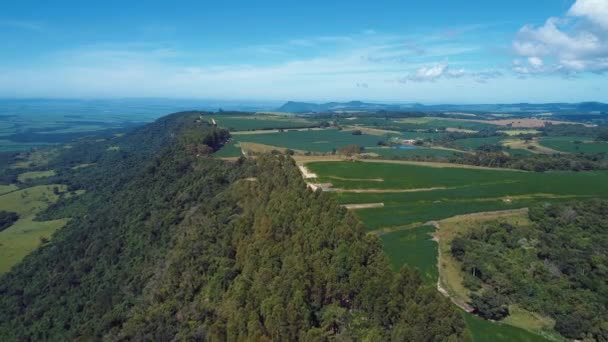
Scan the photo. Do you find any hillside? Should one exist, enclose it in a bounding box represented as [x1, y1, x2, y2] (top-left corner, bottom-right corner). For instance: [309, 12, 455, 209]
[0, 112, 467, 340]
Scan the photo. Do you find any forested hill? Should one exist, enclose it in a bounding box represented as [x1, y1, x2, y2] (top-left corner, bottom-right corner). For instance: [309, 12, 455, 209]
[0, 112, 467, 340]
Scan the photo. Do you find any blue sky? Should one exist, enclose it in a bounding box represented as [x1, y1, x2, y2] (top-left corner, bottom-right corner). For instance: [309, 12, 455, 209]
[1, 0, 607, 103]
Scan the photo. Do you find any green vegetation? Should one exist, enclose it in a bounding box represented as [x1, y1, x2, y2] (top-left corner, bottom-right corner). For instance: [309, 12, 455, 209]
[0, 211, 19, 232]
[452, 201, 608, 341]
[213, 140, 242, 157]
[0, 184, 18, 195]
[307, 161, 608, 230]
[17, 170, 56, 182]
[464, 312, 550, 342]
[380, 225, 438, 284]
[453, 136, 505, 150]
[367, 147, 457, 158]
[539, 136, 608, 155]
[0, 113, 468, 341]
[211, 114, 318, 131]
[234, 129, 382, 152]
[0, 184, 71, 273]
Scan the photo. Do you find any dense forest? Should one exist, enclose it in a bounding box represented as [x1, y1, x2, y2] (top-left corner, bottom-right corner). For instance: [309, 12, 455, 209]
[451, 201, 608, 340]
[0, 112, 467, 340]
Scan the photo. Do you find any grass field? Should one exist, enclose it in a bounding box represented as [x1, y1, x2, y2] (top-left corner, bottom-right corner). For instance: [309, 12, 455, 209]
[0, 184, 72, 273]
[0, 184, 18, 195]
[10, 149, 60, 169]
[396, 117, 495, 130]
[17, 170, 56, 182]
[539, 136, 608, 155]
[233, 129, 383, 152]
[366, 147, 457, 158]
[452, 136, 506, 149]
[380, 225, 438, 284]
[214, 140, 243, 157]
[464, 313, 551, 342]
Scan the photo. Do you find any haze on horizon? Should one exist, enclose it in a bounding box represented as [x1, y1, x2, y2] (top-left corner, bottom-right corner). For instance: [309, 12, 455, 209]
[1, 0, 607, 103]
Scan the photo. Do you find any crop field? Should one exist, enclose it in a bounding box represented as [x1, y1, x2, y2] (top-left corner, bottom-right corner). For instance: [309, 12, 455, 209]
[233, 129, 383, 152]
[307, 160, 574, 340]
[380, 225, 438, 284]
[209, 115, 319, 131]
[452, 136, 506, 149]
[396, 117, 496, 130]
[307, 161, 608, 230]
[498, 129, 541, 136]
[366, 147, 457, 158]
[0, 184, 71, 273]
[539, 136, 608, 155]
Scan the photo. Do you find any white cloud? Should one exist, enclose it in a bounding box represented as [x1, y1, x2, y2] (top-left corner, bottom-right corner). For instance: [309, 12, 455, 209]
[568, 0, 608, 30]
[400, 62, 501, 83]
[512, 0, 608, 75]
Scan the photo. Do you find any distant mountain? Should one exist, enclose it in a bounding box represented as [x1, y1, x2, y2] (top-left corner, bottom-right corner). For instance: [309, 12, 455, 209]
[278, 100, 404, 113]
[277, 100, 608, 114]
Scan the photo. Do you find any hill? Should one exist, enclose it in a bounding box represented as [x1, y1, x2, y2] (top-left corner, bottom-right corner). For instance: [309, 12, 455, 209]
[0, 112, 467, 340]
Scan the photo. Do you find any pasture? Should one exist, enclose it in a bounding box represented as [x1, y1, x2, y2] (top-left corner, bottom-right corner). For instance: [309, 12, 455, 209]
[17, 170, 56, 182]
[0, 184, 72, 273]
[539, 136, 608, 155]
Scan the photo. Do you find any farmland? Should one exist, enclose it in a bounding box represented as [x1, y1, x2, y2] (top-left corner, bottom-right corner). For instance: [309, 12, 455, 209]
[303, 159, 608, 339]
[229, 128, 384, 153]
[539, 136, 608, 155]
[306, 161, 608, 229]
[208, 114, 319, 131]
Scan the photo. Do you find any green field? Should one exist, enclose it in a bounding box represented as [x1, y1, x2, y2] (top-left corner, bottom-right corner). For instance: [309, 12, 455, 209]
[309, 160, 571, 340]
[0, 184, 71, 273]
[17, 170, 56, 182]
[367, 147, 457, 158]
[539, 136, 608, 155]
[210, 115, 319, 131]
[452, 136, 506, 149]
[307, 161, 608, 230]
[396, 117, 495, 130]
[213, 140, 243, 157]
[380, 225, 438, 284]
[0, 184, 18, 195]
[464, 312, 551, 342]
[233, 129, 383, 152]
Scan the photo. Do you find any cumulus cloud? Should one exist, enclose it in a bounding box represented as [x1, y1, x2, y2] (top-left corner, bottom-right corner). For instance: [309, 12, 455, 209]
[512, 0, 608, 75]
[569, 0, 608, 29]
